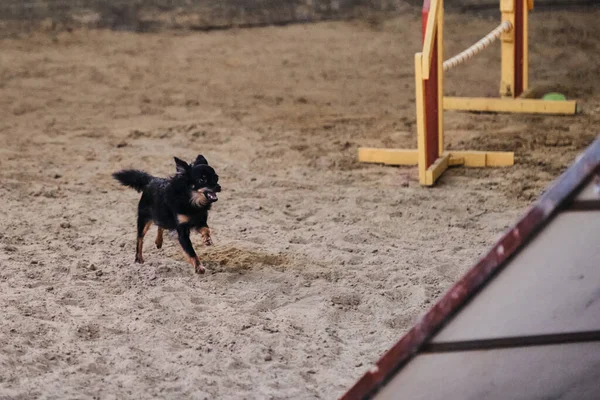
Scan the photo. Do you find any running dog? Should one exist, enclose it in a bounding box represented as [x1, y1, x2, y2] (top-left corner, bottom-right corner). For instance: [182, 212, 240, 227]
[113, 155, 221, 274]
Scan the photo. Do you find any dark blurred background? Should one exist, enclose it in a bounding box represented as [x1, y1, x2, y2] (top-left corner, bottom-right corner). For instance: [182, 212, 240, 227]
[0, 0, 597, 33]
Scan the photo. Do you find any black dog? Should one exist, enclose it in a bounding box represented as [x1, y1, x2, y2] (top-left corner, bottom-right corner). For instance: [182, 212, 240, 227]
[113, 155, 221, 274]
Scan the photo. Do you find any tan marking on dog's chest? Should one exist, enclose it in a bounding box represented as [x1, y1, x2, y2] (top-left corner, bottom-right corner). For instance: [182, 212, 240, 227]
[177, 214, 190, 224]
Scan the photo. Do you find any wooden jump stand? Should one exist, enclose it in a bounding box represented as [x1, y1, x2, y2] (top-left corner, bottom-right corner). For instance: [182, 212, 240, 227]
[359, 0, 579, 186]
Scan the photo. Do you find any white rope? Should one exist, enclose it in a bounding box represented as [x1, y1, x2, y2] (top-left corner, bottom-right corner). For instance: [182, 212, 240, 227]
[443, 20, 513, 72]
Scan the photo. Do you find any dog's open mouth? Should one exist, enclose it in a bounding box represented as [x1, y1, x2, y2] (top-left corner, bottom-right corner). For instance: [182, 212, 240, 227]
[204, 190, 218, 202]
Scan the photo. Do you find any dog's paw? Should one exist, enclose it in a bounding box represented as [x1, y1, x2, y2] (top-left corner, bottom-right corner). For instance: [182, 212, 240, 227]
[135, 255, 144, 264]
[191, 257, 206, 274]
[195, 264, 206, 274]
[155, 240, 163, 249]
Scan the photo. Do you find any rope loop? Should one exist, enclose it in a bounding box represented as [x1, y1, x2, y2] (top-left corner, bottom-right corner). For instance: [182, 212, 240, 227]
[443, 20, 513, 72]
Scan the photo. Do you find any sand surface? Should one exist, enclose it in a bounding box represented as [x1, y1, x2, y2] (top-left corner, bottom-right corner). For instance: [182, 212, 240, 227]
[0, 8, 599, 399]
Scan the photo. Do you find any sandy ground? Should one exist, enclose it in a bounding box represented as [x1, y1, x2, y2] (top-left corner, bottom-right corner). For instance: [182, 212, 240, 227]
[1, 7, 599, 399]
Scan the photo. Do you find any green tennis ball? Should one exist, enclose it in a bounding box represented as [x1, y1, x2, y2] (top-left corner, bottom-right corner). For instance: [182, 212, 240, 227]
[543, 92, 567, 101]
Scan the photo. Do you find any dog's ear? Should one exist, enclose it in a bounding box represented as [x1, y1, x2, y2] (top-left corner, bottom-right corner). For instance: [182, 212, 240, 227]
[174, 157, 190, 175]
[193, 155, 208, 166]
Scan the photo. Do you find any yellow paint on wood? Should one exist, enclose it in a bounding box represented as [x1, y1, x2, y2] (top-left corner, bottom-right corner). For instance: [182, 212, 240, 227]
[422, 0, 440, 79]
[450, 151, 487, 167]
[448, 155, 465, 166]
[485, 151, 515, 166]
[522, 0, 529, 91]
[500, 7, 516, 97]
[443, 97, 578, 115]
[500, 0, 514, 12]
[357, 149, 514, 168]
[415, 53, 428, 184]
[357, 148, 418, 165]
[437, 0, 445, 157]
[449, 151, 514, 167]
[424, 154, 450, 186]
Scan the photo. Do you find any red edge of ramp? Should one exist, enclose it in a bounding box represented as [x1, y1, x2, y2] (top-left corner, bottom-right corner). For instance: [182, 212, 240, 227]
[339, 135, 600, 400]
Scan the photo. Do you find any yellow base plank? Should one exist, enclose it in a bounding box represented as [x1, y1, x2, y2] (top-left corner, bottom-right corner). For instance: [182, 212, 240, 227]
[449, 150, 515, 167]
[444, 97, 578, 115]
[424, 154, 450, 186]
[357, 148, 514, 186]
[358, 148, 418, 166]
[358, 148, 514, 168]
[448, 156, 465, 167]
[449, 151, 486, 167]
[482, 151, 515, 166]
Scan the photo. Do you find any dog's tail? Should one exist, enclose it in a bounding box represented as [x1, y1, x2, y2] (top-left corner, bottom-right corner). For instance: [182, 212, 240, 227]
[112, 170, 154, 192]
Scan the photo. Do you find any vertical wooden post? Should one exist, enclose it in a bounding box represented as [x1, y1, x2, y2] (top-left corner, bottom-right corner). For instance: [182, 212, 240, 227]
[422, 0, 429, 38]
[500, 0, 527, 98]
[500, 0, 515, 98]
[415, 53, 427, 185]
[522, 0, 532, 91]
[421, 0, 440, 171]
[437, 0, 444, 157]
[513, 0, 524, 97]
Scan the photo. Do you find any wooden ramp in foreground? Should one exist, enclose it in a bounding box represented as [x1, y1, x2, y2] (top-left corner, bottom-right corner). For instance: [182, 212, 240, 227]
[341, 135, 600, 400]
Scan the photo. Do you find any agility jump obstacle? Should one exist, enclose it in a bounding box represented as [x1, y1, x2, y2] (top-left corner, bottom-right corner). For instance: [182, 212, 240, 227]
[359, 0, 579, 186]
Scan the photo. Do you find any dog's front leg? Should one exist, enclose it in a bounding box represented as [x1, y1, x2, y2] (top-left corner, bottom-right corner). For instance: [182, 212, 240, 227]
[176, 224, 205, 274]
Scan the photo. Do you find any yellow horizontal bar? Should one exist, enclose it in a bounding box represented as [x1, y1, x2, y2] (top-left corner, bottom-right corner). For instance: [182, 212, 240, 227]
[444, 97, 578, 115]
[448, 150, 515, 167]
[483, 151, 515, 166]
[448, 156, 464, 166]
[423, 154, 450, 186]
[358, 148, 418, 166]
[449, 151, 486, 167]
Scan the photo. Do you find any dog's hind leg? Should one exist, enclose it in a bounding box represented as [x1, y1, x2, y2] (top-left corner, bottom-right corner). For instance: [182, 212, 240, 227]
[155, 227, 164, 249]
[135, 213, 152, 264]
